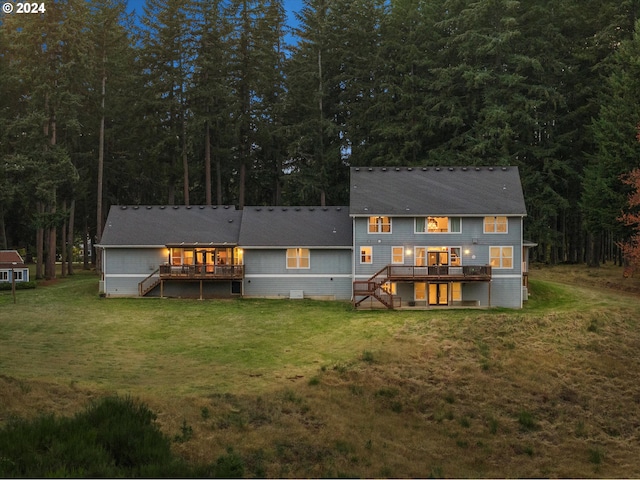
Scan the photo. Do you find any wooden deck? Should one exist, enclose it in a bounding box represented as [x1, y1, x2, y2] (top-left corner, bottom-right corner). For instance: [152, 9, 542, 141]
[384, 265, 492, 281]
[159, 264, 244, 280]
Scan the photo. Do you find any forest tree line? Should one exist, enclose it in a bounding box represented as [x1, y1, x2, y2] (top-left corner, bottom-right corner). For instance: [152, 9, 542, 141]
[1, 0, 640, 279]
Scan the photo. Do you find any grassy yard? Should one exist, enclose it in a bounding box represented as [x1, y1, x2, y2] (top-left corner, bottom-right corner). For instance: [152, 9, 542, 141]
[1, 264, 639, 477]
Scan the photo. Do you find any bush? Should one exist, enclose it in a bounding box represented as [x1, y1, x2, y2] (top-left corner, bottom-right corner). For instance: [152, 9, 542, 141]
[0, 395, 194, 477]
[0, 281, 36, 291]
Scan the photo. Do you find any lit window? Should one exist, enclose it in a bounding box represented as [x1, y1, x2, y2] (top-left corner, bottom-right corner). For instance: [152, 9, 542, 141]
[171, 248, 182, 265]
[484, 216, 508, 233]
[490, 246, 513, 268]
[368, 216, 391, 233]
[286, 248, 310, 269]
[381, 282, 396, 295]
[392, 246, 404, 264]
[416, 217, 461, 233]
[360, 246, 372, 264]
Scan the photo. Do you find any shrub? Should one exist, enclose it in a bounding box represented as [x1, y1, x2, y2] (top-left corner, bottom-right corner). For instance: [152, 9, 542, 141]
[0, 395, 193, 477]
[212, 448, 245, 478]
[0, 281, 36, 291]
[518, 411, 538, 431]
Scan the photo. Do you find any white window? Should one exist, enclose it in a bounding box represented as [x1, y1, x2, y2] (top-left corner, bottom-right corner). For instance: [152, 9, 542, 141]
[360, 246, 373, 264]
[484, 216, 508, 233]
[415, 217, 461, 233]
[286, 248, 310, 269]
[13, 270, 23, 280]
[392, 246, 404, 264]
[490, 246, 513, 269]
[368, 216, 391, 233]
[0, 271, 7, 281]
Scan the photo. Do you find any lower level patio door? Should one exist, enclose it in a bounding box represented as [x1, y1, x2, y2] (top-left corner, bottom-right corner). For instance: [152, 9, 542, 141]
[429, 283, 448, 305]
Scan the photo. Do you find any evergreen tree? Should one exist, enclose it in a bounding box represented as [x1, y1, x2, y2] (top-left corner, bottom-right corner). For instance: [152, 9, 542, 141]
[582, 18, 640, 266]
[138, 0, 195, 205]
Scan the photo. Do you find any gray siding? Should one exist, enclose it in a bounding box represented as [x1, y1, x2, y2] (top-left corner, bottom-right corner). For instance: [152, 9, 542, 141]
[103, 248, 166, 296]
[353, 216, 523, 308]
[243, 248, 352, 300]
[354, 216, 522, 276]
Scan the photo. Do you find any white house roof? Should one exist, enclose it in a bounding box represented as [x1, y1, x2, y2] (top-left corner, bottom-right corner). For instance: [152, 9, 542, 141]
[349, 166, 527, 216]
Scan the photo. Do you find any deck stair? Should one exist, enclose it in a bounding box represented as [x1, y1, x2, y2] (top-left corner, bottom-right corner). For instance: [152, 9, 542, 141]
[353, 266, 398, 309]
[139, 269, 160, 296]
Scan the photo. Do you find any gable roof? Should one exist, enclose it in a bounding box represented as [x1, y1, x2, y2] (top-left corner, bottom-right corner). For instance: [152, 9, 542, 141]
[99, 205, 242, 247]
[238, 206, 352, 247]
[0, 250, 25, 268]
[349, 166, 527, 216]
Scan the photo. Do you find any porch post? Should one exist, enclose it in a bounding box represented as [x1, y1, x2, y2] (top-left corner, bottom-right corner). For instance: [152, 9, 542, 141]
[488, 282, 491, 307]
[199, 280, 203, 300]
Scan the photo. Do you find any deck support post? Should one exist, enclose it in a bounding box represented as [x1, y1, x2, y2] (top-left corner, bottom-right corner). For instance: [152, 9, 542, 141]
[160, 280, 164, 298]
[199, 280, 203, 300]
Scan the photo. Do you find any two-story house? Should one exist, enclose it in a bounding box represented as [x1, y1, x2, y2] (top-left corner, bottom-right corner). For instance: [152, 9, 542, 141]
[350, 166, 528, 308]
[98, 165, 530, 308]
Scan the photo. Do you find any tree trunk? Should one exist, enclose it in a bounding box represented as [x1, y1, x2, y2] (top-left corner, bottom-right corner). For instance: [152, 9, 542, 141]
[0, 206, 7, 250]
[83, 223, 89, 270]
[205, 120, 212, 205]
[96, 52, 106, 275]
[45, 193, 56, 280]
[239, 161, 246, 209]
[587, 232, 601, 268]
[67, 199, 75, 275]
[61, 199, 67, 277]
[182, 114, 189, 206]
[36, 202, 44, 279]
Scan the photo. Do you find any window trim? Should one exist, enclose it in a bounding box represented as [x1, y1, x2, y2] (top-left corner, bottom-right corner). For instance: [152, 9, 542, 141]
[360, 246, 373, 264]
[368, 216, 392, 234]
[415, 217, 461, 234]
[286, 248, 310, 269]
[391, 246, 404, 264]
[489, 246, 513, 269]
[484, 216, 508, 234]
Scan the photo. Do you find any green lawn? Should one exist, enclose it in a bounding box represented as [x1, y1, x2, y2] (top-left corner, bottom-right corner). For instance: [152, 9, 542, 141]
[0, 271, 403, 395]
[1, 266, 639, 478]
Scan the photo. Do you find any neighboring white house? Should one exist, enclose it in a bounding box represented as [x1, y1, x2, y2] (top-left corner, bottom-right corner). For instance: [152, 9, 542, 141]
[0, 250, 29, 283]
[98, 166, 533, 308]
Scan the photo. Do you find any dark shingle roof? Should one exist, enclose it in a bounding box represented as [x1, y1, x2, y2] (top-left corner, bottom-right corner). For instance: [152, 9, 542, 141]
[99, 206, 242, 246]
[349, 166, 527, 216]
[238, 207, 352, 247]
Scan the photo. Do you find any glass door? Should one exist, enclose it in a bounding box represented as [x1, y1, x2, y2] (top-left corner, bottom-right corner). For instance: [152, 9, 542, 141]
[428, 283, 449, 305]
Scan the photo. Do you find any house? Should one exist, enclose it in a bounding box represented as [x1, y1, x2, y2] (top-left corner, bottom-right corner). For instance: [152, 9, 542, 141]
[98, 165, 531, 308]
[98, 205, 243, 298]
[239, 206, 352, 300]
[98, 204, 353, 300]
[350, 166, 528, 308]
[0, 250, 29, 283]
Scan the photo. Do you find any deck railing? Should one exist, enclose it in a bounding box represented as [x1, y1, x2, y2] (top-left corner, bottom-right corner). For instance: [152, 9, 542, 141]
[159, 264, 244, 279]
[386, 265, 491, 280]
